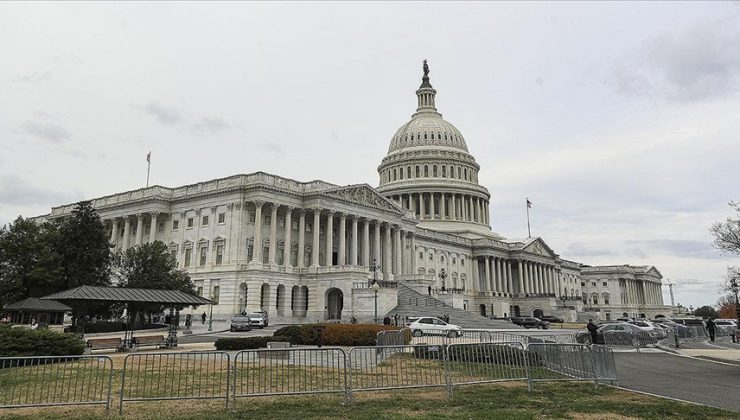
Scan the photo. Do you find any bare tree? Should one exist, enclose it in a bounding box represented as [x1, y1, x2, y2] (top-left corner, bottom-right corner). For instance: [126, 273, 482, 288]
[710, 202, 740, 254]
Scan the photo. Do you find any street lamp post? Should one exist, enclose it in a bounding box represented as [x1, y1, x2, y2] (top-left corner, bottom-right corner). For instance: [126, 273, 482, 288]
[730, 275, 739, 342]
[372, 281, 381, 324]
[439, 268, 448, 292]
[208, 292, 214, 332]
[369, 258, 380, 287]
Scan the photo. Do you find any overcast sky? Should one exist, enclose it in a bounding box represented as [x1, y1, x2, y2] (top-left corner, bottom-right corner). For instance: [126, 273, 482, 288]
[1, 2, 739, 308]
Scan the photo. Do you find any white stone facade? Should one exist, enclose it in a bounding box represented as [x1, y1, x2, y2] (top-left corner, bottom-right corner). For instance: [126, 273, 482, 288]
[38, 63, 669, 323]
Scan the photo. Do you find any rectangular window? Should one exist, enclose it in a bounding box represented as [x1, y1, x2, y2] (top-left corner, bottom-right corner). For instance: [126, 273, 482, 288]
[279, 217, 285, 228]
[265, 215, 271, 225]
[461, 259, 465, 266]
[604, 297, 610, 304]
[306, 223, 312, 232]
[158, 222, 164, 233]
[199, 246, 207, 266]
[591, 282, 596, 287]
[172, 220, 179, 230]
[131, 226, 137, 236]
[581, 282, 585, 287]
[202, 215, 209, 226]
[187, 218, 194, 228]
[602, 282, 607, 287]
[170, 249, 178, 264]
[216, 244, 224, 265]
[218, 213, 225, 224]
[419, 251, 423, 259]
[247, 244, 254, 261]
[196, 286, 203, 297]
[292, 221, 299, 230]
[184, 248, 192, 267]
[249, 212, 256, 223]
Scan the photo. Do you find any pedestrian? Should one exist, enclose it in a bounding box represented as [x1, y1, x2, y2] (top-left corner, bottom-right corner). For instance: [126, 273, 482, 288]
[30, 318, 38, 330]
[706, 318, 716, 342]
[201, 312, 207, 325]
[394, 314, 399, 326]
[383, 316, 391, 326]
[428, 285, 432, 295]
[586, 319, 598, 344]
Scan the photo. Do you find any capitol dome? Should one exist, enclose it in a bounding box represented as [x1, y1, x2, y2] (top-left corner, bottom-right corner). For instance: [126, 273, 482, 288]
[377, 61, 497, 238]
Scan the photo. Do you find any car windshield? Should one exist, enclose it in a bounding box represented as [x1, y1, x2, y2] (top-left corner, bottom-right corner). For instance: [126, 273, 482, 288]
[232, 316, 250, 322]
[247, 313, 263, 318]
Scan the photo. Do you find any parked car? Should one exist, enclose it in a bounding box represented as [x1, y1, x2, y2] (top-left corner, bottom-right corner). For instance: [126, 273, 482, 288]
[576, 322, 648, 345]
[512, 317, 549, 329]
[540, 315, 564, 323]
[408, 317, 463, 337]
[246, 312, 269, 328]
[230, 315, 252, 332]
[714, 320, 737, 335]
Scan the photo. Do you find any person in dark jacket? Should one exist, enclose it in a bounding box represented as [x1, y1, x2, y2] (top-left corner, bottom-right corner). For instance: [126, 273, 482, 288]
[586, 319, 598, 344]
[706, 318, 716, 342]
[383, 316, 391, 326]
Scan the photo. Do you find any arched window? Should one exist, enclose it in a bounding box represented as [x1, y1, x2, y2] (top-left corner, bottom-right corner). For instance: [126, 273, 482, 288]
[393, 168, 397, 181]
[415, 166, 420, 177]
[424, 166, 429, 177]
[407, 166, 411, 178]
[424, 132, 427, 140]
[399, 168, 403, 179]
[411, 134, 414, 141]
[451, 166, 455, 179]
[431, 132, 434, 139]
[464, 168, 468, 180]
[442, 166, 446, 177]
[433, 165, 437, 177]
[457, 167, 461, 178]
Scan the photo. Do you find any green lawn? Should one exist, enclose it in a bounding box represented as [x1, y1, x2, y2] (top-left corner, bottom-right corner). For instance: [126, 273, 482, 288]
[1, 382, 736, 419]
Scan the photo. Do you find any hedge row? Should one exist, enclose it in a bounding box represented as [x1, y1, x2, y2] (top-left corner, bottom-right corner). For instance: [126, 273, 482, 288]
[273, 324, 408, 346]
[0, 325, 86, 357]
[214, 336, 290, 351]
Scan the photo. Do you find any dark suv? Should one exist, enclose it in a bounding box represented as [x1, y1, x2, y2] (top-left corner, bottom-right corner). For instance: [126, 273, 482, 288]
[512, 317, 549, 329]
[540, 315, 564, 323]
[230, 315, 252, 332]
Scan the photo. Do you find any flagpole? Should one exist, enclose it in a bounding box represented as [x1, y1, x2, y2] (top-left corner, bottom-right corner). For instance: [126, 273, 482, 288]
[526, 197, 531, 238]
[146, 151, 151, 187]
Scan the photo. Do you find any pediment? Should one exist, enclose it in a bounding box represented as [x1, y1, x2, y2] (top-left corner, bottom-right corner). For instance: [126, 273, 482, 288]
[320, 184, 402, 214]
[522, 238, 558, 259]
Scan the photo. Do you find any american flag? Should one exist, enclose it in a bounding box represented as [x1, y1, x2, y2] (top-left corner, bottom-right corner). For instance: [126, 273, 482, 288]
[146, 151, 151, 163]
[526, 198, 533, 208]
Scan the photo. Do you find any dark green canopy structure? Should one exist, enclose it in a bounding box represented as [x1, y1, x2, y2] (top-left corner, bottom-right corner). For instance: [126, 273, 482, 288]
[2, 298, 72, 326]
[41, 285, 214, 305]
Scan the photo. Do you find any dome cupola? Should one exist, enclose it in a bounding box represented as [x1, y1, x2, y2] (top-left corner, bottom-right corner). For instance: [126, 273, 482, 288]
[377, 61, 497, 238]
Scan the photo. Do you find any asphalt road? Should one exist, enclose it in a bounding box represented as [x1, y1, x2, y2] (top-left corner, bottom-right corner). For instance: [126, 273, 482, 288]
[614, 352, 740, 412]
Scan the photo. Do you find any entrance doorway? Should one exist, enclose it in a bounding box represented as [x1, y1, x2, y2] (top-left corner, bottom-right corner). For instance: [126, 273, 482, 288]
[512, 305, 521, 317]
[533, 308, 544, 318]
[326, 288, 343, 320]
[479, 304, 487, 317]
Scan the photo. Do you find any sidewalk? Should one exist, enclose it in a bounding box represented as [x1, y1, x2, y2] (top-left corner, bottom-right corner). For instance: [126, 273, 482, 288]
[681, 348, 740, 364]
[82, 320, 229, 340]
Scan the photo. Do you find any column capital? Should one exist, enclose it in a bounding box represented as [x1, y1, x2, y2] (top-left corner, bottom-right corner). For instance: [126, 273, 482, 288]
[283, 205, 294, 212]
[298, 208, 306, 215]
[338, 212, 347, 219]
[149, 211, 161, 217]
[253, 200, 265, 208]
[310, 206, 323, 213]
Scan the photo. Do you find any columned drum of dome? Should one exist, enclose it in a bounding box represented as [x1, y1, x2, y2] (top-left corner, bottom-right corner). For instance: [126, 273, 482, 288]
[377, 61, 497, 238]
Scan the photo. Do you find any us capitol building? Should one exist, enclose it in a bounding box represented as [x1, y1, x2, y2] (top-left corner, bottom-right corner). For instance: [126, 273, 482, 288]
[39, 63, 668, 324]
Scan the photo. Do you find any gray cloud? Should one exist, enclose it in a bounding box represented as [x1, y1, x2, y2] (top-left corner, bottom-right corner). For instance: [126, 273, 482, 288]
[21, 120, 70, 143]
[626, 248, 649, 259]
[0, 175, 80, 206]
[192, 116, 230, 134]
[613, 17, 740, 102]
[138, 101, 183, 125]
[260, 142, 285, 157]
[564, 242, 616, 258]
[625, 239, 721, 259]
[12, 71, 51, 83]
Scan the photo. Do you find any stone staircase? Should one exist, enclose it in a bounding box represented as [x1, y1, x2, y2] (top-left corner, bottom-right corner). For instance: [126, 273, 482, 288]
[385, 283, 517, 330]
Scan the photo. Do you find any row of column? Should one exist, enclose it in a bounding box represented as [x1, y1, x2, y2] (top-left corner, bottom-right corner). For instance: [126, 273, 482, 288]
[517, 260, 558, 296]
[623, 279, 662, 305]
[390, 192, 489, 225]
[478, 256, 514, 296]
[109, 212, 160, 250]
[250, 201, 417, 280]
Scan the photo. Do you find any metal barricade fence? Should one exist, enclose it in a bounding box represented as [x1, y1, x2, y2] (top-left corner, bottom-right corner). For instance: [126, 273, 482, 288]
[0, 355, 113, 413]
[526, 343, 597, 387]
[658, 328, 678, 348]
[445, 342, 529, 388]
[590, 345, 618, 385]
[119, 351, 231, 415]
[376, 328, 410, 347]
[232, 347, 347, 399]
[347, 345, 448, 394]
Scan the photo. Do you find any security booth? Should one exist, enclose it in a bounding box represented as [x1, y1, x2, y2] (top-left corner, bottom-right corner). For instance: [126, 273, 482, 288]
[1, 298, 72, 332]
